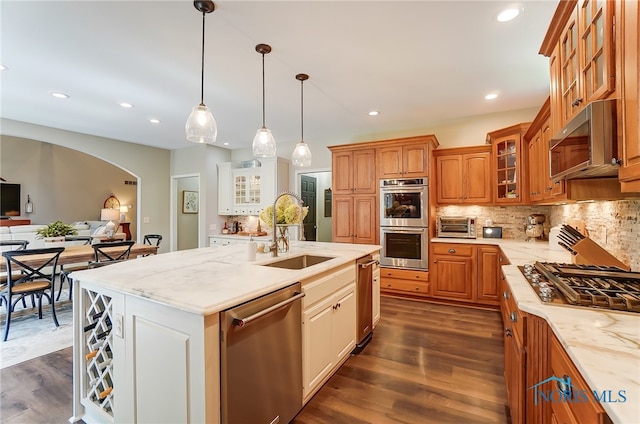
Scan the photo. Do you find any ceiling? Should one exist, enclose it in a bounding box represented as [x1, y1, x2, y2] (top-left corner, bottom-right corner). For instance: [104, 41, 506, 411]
[1, 1, 557, 152]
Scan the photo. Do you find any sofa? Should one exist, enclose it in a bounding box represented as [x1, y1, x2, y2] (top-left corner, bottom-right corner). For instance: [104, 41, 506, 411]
[0, 221, 123, 252]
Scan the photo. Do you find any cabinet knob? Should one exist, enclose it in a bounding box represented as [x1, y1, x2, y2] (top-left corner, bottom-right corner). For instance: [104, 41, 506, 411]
[571, 97, 583, 107]
[505, 328, 512, 337]
[503, 291, 509, 299]
[611, 158, 622, 166]
[448, 248, 456, 254]
[433, 260, 438, 264]
[557, 375, 572, 397]
[510, 311, 517, 322]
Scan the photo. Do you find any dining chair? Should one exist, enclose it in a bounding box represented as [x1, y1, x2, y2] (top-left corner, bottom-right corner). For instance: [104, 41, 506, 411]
[56, 235, 93, 301]
[143, 234, 163, 247]
[0, 240, 30, 308]
[1, 247, 65, 341]
[90, 241, 135, 266]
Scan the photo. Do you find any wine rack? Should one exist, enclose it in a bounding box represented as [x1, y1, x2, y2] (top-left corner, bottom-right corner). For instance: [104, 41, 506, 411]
[83, 289, 114, 416]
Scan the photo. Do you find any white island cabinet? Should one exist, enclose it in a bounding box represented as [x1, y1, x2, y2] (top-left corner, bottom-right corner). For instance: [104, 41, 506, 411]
[70, 241, 380, 424]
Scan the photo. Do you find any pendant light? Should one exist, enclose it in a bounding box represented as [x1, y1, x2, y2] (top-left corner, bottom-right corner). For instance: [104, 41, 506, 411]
[291, 73, 312, 167]
[252, 44, 277, 157]
[185, 1, 217, 144]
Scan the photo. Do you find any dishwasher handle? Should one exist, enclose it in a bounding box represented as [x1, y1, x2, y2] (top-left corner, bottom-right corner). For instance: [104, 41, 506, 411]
[233, 292, 306, 327]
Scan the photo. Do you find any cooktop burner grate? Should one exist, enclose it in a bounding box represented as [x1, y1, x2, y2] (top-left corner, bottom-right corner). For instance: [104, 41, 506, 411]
[519, 262, 640, 313]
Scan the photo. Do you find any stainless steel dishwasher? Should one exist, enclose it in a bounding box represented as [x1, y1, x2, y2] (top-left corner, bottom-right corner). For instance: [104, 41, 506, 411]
[220, 282, 305, 424]
[352, 255, 378, 354]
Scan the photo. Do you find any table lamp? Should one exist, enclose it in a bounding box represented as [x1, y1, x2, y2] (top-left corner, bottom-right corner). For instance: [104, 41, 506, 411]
[119, 205, 129, 222]
[101, 208, 120, 238]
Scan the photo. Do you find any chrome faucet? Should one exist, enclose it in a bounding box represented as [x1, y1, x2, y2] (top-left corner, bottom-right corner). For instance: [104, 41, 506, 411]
[271, 191, 303, 257]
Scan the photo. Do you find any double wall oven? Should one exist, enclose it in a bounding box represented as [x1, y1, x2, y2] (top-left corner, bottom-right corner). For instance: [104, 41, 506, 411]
[379, 178, 429, 270]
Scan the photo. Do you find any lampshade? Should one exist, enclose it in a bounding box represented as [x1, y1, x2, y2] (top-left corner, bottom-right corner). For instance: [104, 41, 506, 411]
[101, 208, 120, 222]
[185, 1, 217, 144]
[119, 205, 129, 222]
[291, 73, 312, 167]
[252, 44, 277, 158]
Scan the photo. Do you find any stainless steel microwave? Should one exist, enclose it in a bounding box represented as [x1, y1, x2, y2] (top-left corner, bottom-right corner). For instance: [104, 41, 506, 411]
[549, 99, 618, 180]
[436, 216, 476, 239]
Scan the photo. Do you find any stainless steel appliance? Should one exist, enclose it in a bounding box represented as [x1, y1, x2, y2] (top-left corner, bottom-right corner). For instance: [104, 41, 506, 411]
[352, 255, 378, 354]
[519, 262, 640, 313]
[380, 178, 429, 270]
[220, 283, 305, 424]
[380, 178, 428, 227]
[380, 226, 429, 269]
[524, 214, 546, 241]
[436, 216, 477, 239]
[549, 99, 618, 180]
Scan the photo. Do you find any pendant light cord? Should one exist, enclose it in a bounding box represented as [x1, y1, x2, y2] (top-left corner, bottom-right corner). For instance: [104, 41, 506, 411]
[199, 11, 206, 105]
[300, 78, 304, 142]
[261, 53, 266, 127]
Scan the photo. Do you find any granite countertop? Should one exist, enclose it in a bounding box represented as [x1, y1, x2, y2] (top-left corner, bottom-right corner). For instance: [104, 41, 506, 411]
[433, 237, 640, 424]
[71, 241, 380, 317]
[209, 233, 271, 240]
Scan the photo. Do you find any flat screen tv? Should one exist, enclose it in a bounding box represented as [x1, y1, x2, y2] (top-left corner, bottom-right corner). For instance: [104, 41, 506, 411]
[0, 183, 21, 217]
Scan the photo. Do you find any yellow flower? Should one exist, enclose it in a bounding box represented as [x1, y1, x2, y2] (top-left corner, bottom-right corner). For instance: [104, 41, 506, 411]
[259, 195, 308, 228]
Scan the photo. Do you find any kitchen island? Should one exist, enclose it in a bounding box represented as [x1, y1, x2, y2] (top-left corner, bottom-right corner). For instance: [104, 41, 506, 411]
[69, 241, 380, 424]
[432, 238, 640, 424]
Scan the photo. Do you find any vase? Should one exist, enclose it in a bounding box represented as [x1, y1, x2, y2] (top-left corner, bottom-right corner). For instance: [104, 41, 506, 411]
[276, 225, 290, 253]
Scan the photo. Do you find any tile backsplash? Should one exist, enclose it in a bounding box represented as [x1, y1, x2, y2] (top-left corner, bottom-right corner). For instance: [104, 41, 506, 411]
[436, 199, 640, 271]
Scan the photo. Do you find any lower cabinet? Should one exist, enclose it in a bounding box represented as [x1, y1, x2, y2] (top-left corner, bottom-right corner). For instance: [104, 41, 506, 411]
[380, 267, 429, 298]
[501, 276, 525, 424]
[431, 243, 475, 301]
[476, 245, 504, 305]
[301, 264, 356, 401]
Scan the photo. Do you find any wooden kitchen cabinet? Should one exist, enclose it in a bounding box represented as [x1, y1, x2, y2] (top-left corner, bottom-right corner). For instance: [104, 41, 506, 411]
[525, 99, 566, 204]
[332, 195, 377, 244]
[434, 145, 492, 205]
[330, 145, 377, 244]
[476, 246, 503, 306]
[525, 315, 551, 424]
[550, 333, 613, 424]
[379, 267, 429, 298]
[378, 140, 429, 179]
[430, 243, 475, 301]
[619, 0, 640, 192]
[501, 276, 526, 424]
[541, 0, 615, 131]
[487, 123, 530, 205]
[331, 148, 377, 195]
[217, 162, 233, 215]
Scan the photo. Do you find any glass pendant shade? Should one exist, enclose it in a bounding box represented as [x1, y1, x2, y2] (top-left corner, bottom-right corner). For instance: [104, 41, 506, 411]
[291, 141, 312, 167]
[252, 126, 277, 157]
[185, 104, 218, 144]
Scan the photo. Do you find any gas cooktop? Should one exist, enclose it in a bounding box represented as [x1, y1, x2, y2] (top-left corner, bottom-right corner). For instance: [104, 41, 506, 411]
[519, 262, 640, 313]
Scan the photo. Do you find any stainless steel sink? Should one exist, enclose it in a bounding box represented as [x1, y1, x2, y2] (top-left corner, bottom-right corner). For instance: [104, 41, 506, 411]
[262, 254, 335, 270]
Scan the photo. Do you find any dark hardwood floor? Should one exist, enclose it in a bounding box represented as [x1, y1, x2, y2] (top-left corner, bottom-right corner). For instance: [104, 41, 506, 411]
[0, 296, 507, 423]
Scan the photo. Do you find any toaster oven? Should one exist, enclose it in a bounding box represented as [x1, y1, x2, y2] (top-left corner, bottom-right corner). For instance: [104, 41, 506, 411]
[436, 216, 477, 239]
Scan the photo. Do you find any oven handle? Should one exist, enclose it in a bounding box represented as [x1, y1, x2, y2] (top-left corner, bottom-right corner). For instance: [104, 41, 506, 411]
[381, 188, 426, 194]
[382, 228, 426, 234]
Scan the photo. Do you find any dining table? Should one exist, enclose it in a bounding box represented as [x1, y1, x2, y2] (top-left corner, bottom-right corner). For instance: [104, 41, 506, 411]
[0, 243, 159, 273]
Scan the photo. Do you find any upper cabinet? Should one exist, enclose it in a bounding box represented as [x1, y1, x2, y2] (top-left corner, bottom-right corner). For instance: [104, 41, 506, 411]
[217, 158, 289, 216]
[434, 145, 492, 205]
[377, 138, 430, 179]
[541, 0, 615, 133]
[487, 123, 530, 205]
[618, 0, 640, 192]
[332, 148, 377, 195]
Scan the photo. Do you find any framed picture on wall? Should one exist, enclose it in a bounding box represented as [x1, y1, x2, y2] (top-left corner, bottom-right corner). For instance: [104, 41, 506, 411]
[182, 190, 198, 214]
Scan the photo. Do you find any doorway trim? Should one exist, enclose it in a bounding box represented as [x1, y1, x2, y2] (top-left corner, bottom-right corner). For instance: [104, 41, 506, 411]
[170, 173, 201, 251]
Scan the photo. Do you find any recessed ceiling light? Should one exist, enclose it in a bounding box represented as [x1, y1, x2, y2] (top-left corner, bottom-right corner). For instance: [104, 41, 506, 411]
[485, 93, 499, 100]
[0, 65, 8, 71]
[51, 92, 69, 99]
[223, 142, 229, 146]
[119, 102, 134, 108]
[497, 7, 521, 22]
[149, 119, 161, 124]
[368, 111, 379, 116]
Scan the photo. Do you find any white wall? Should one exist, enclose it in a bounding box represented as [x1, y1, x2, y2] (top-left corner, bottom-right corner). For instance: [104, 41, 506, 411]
[2, 118, 171, 251]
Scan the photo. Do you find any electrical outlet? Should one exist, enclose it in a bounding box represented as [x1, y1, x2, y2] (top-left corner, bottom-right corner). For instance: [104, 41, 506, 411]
[143, 217, 150, 224]
[114, 313, 124, 338]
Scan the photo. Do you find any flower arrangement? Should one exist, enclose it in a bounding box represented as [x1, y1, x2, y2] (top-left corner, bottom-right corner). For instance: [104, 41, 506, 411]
[259, 195, 309, 229]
